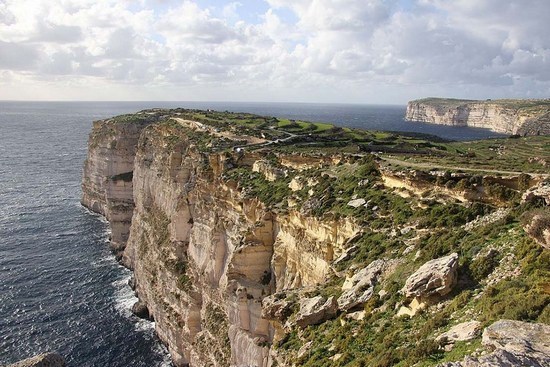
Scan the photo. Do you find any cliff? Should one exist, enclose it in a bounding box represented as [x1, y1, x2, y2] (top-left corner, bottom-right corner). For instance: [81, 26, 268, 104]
[82, 109, 550, 367]
[405, 98, 550, 135]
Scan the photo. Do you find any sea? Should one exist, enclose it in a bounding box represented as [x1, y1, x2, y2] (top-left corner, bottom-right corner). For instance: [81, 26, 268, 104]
[0, 101, 505, 366]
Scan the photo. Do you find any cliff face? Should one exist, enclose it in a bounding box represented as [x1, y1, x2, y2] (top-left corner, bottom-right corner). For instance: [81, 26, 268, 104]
[405, 98, 550, 135]
[81, 114, 159, 254]
[83, 115, 359, 366]
[82, 110, 550, 367]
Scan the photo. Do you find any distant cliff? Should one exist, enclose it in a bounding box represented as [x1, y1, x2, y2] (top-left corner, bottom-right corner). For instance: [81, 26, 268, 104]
[405, 98, 550, 135]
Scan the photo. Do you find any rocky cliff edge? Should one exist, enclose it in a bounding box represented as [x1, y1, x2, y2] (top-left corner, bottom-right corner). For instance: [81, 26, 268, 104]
[405, 97, 550, 135]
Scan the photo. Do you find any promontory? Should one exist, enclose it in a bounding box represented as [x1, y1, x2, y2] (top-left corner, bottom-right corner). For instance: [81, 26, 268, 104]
[406, 97, 550, 135]
[81, 108, 550, 366]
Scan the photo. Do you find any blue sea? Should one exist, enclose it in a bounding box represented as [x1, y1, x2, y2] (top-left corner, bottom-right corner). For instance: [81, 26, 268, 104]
[0, 101, 504, 366]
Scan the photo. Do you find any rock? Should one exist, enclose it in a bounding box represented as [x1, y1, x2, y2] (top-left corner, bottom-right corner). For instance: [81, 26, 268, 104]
[337, 259, 385, 311]
[333, 245, 359, 266]
[402, 253, 459, 300]
[296, 341, 313, 360]
[345, 310, 366, 321]
[347, 198, 366, 208]
[128, 276, 136, 290]
[7, 352, 66, 367]
[396, 297, 425, 317]
[295, 296, 338, 328]
[261, 293, 293, 322]
[522, 181, 550, 205]
[132, 301, 152, 320]
[437, 319, 550, 367]
[523, 212, 550, 250]
[405, 98, 550, 135]
[437, 321, 482, 343]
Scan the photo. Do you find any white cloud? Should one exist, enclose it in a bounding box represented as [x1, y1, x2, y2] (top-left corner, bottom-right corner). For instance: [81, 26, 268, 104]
[0, 0, 549, 102]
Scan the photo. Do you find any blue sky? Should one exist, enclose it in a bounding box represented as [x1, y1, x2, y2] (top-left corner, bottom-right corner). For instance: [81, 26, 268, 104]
[0, 0, 549, 103]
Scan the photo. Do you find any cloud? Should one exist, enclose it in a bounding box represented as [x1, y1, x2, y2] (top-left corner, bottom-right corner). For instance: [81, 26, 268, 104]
[0, 40, 39, 69]
[0, 0, 549, 102]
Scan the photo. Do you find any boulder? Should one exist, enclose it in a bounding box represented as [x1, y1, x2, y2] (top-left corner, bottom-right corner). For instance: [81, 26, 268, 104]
[523, 212, 550, 250]
[437, 321, 481, 343]
[337, 259, 385, 311]
[7, 353, 66, 367]
[437, 319, 550, 367]
[402, 253, 459, 300]
[261, 293, 293, 322]
[295, 296, 338, 328]
[521, 181, 550, 205]
[347, 198, 366, 208]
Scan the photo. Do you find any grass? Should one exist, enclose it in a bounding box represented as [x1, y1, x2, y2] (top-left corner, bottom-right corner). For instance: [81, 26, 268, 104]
[387, 136, 550, 174]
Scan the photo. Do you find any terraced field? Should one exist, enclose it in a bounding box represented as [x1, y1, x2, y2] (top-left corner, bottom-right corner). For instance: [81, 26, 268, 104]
[386, 136, 550, 174]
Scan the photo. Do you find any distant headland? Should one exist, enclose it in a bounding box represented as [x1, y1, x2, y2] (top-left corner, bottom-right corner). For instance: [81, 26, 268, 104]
[405, 97, 550, 136]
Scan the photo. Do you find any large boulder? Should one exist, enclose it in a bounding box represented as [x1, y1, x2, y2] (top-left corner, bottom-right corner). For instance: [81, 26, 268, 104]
[295, 296, 338, 328]
[402, 253, 459, 300]
[7, 353, 66, 367]
[337, 259, 385, 311]
[261, 293, 294, 322]
[437, 319, 550, 367]
[437, 321, 481, 344]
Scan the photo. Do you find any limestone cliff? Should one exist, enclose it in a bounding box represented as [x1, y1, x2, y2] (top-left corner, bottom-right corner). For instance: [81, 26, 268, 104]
[82, 113, 361, 366]
[81, 113, 160, 255]
[405, 98, 550, 135]
[82, 109, 550, 367]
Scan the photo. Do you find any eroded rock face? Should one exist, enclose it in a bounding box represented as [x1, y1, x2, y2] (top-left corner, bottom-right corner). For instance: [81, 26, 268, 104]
[295, 296, 338, 328]
[7, 353, 66, 367]
[272, 212, 361, 292]
[438, 320, 550, 367]
[337, 259, 385, 311]
[81, 116, 366, 367]
[81, 115, 157, 253]
[402, 253, 459, 300]
[406, 99, 550, 135]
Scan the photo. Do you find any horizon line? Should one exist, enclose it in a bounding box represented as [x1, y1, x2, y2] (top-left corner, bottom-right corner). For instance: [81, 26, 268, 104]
[0, 99, 407, 106]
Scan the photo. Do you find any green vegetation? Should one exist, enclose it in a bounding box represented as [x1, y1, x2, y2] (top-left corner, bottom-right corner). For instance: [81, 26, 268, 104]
[390, 136, 550, 174]
[223, 167, 292, 208]
[100, 107, 549, 366]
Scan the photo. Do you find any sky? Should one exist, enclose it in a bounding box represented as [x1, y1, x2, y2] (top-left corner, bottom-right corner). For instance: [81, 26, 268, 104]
[0, 0, 549, 104]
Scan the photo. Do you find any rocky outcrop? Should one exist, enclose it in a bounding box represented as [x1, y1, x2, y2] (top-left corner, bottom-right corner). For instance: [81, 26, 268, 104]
[402, 253, 459, 300]
[295, 296, 337, 328]
[522, 181, 550, 205]
[406, 98, 550, 135]
[337, 259, 385, 311]
[438, 320, 550, 367]
[524, 212, 550, 250]
[6, 353, 66, 367]
[82, 114, 363, 367]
